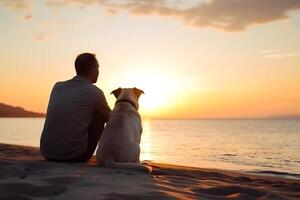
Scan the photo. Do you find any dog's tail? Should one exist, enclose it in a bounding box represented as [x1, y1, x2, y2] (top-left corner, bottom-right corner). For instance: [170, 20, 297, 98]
[104, 159, 152, 173]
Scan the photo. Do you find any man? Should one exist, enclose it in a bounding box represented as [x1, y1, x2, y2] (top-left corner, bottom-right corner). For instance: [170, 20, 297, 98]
[40, 53, 111, 162]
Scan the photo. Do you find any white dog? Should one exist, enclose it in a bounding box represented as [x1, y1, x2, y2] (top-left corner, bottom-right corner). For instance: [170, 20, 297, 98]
[96, 87, 152, 173]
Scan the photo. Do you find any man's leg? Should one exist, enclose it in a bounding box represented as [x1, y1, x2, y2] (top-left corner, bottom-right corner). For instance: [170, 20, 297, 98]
[81, 115, 105, 162]
[44, 115, 105, 163]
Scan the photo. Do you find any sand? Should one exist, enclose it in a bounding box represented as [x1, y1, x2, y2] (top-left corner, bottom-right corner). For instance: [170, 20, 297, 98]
[0, 143, 299, 200]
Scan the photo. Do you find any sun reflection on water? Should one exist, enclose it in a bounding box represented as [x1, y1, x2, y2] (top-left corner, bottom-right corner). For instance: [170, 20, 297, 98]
[140, 119, 154, 161]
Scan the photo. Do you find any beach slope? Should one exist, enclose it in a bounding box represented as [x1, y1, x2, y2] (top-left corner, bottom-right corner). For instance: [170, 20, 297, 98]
[0, 143, 299, 199]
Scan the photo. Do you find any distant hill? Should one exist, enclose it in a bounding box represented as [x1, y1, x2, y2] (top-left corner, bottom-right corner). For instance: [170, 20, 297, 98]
[0, 103, 45, 117]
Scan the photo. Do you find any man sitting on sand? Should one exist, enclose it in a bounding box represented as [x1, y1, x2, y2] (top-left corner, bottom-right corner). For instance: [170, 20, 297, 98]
[40, 53, 111, 162]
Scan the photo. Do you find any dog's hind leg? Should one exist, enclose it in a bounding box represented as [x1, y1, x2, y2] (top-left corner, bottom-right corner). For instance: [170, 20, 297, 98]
[116, 142, 140, 163]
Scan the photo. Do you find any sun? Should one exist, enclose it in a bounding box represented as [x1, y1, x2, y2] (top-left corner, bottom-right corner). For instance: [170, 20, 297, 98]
[138, 73, 172, 112]
[131, 70, 176, 115]
[108, 68, 177, 116]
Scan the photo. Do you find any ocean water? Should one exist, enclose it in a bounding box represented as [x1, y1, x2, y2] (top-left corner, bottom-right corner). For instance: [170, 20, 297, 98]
[0, 118, 299, 177]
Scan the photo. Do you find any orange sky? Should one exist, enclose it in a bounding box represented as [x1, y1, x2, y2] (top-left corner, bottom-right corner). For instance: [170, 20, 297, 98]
[0, 0, 300, 118]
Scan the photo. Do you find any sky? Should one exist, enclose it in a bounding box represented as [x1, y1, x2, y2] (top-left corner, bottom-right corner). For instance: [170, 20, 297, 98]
[0, 0, 300, 118]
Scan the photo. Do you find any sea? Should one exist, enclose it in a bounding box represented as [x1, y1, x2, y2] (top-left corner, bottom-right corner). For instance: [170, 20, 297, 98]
[0, 118, 299, 178]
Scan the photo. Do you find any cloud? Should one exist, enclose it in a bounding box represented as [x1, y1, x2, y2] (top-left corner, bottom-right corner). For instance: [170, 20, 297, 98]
[2, 0, 300, 31]
[259, 49, 300, 58]
[181, 0, 300, 31]
[24, 14, 32, 20]
[46, 0, 300, 31]
[262, 52, 300, 58]
[0, 0, 29, 11]
[259, 49, 287, 54]
[33, 33, 56, 41]
[0, 0, 32, 19]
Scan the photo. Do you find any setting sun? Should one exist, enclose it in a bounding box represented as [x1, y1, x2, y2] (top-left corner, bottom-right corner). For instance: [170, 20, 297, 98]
[137, 71, 176, 113]
[105, 67, 179, 116]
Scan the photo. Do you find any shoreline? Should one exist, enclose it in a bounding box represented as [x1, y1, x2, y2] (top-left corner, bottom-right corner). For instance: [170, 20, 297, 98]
[0, 143, 299, 199]
[2, 141, 299, 180]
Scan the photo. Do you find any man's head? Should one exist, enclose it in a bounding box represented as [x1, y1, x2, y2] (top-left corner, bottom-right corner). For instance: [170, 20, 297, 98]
[75, 53, 99, 83]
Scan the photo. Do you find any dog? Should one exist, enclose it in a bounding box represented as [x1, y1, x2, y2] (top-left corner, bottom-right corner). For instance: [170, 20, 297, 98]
[96, 87, 152, 173]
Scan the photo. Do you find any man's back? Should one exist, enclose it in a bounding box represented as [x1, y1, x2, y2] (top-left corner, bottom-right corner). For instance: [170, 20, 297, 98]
[40, 75, 110, 161]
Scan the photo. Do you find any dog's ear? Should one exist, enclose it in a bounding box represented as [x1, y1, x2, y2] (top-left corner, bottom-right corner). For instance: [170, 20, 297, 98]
[133, 87, 144, 98]
[111, 87, 122, 98]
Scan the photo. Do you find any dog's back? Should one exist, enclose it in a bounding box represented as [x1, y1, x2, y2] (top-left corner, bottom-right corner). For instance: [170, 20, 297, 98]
[96, 102, 141, 165]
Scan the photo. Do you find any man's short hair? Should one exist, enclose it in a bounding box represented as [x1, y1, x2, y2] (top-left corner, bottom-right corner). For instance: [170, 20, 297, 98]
[75, 53, 98, 76]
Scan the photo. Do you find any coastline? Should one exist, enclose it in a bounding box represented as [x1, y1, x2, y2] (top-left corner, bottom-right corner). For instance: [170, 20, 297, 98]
[0, 143, 299, 199]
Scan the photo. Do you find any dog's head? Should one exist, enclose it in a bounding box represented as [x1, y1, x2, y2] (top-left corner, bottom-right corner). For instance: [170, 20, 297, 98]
[111, 87, 144, 110]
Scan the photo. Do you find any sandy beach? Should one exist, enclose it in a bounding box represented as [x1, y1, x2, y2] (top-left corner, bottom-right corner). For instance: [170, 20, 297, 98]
[0, 143, 299, 200]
